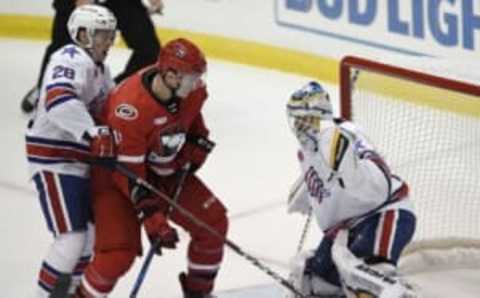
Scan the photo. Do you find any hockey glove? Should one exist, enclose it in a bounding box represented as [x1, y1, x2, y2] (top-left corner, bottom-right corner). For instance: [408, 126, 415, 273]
[84, 126, 118, 165]
[143, 212, 179, 254]
[133, 186, 179, 254]
[178, 134, 215, 172]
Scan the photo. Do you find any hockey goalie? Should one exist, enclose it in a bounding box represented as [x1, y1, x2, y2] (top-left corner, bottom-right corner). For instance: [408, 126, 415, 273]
[284, 82, 417, 298]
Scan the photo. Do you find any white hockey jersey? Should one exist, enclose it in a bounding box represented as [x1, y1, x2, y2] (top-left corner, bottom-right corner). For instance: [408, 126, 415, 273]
[289, 120, 413, 233]
[26, 44, 114, 178]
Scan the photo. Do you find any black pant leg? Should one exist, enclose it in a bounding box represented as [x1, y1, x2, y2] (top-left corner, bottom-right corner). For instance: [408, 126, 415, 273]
[106, 0, 161, 83]
[37, 0, 76, 88]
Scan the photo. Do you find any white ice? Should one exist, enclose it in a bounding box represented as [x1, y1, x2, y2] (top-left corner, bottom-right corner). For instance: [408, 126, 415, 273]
[1, 39, 479, 298]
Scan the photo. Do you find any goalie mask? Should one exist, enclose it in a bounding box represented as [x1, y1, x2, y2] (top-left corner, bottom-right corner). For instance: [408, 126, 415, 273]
[287, 81, 333, 149]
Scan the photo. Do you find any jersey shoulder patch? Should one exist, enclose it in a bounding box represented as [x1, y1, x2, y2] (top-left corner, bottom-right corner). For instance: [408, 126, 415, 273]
[329, 128, 350, 171]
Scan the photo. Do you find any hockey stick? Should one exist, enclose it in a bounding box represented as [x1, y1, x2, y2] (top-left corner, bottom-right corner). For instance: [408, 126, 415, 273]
[296, 207, 313, 253]
[129, 239, 159, 298]
[129, 163, 191, 298]
[115, 163, 308, 298]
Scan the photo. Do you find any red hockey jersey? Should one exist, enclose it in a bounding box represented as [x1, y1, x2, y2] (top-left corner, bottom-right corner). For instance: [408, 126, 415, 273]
[101, 66, 214, 198]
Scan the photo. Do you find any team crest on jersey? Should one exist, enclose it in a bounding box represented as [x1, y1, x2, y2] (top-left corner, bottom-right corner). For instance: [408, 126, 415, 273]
[305, 166, 331, 202]
[115, 104, 138, 120]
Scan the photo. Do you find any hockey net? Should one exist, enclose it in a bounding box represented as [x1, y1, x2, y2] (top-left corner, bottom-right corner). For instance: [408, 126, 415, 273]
[339, 55, 480, 274]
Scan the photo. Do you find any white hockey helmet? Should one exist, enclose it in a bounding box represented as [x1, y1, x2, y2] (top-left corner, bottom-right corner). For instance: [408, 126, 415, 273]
[287, 81, 333, 148]
[67, 4, 117, 48]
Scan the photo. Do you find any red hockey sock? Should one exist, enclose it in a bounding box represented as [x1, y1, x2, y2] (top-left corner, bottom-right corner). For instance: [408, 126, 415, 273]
[77, 249, 136, 297]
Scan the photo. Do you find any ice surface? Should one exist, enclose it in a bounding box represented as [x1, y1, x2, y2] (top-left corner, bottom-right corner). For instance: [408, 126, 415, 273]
[0, 38, 479, 298]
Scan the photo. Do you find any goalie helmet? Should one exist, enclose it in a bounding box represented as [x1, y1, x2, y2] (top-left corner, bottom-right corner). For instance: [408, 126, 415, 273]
[157, 38, 207, 75]
[286, 81, 333, 148]
[287, 81, 333, 119]
[67, 4, 117, 48]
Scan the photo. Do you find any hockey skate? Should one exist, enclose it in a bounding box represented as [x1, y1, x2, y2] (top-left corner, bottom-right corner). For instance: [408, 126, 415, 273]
[179, 272, 216, 298]
[21, 86, 39, 113]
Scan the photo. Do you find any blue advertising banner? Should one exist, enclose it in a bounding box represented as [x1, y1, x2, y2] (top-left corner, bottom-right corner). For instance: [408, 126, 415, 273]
[275, 0, 480, 57]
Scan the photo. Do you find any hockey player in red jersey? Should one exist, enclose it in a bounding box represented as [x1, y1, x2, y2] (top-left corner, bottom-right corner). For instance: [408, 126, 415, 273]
[74, 38, 228, 298]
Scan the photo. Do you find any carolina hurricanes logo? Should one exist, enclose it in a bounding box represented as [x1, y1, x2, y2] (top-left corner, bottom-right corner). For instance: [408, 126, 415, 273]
[175, 44, 187, 58]
[115, 104, 138, 120]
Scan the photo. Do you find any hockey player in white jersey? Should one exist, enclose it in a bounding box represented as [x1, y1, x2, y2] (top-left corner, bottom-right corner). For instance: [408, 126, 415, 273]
[285, 82, 417, 298]
[25, 5, 117, 297]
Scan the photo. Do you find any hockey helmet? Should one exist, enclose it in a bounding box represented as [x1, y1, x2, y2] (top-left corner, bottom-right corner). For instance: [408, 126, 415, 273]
[287, 81, 333, 148]
[67, 4, 117, 48]
[157, 38, 207, 75]
[287, 81, 333, 120]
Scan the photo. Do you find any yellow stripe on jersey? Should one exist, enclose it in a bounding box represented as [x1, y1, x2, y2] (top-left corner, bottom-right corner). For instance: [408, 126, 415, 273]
[329, 129, 350, 171]
[329, 129, 341, 168]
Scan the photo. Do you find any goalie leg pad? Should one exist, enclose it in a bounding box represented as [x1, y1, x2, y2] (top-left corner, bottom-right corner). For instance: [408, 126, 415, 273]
[306, 237, 342, 286]
[285, 250, 343, 298]
[332, 240, 417, 298]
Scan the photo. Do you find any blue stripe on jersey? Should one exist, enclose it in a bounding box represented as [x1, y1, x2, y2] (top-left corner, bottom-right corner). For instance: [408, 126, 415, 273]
[33, 174, 55, 232]
[46, 95, 78, 111]
[42, 261, 63, 276]
[349, 209, 416, 265]
[58, 174, 91, 231]
[38, 280, 52, 292]
[46, 82, 75, 91]
[26, 136, 90, 152]
[28, 157, 77, 164]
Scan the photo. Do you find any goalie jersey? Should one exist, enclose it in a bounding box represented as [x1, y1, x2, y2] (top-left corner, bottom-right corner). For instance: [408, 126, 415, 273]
[290, 120, 413, 233]
[26, 44, 114, 178]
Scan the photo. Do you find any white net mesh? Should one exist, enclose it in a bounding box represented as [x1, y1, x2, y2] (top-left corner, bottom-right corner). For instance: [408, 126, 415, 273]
[342, 56, 480, 271]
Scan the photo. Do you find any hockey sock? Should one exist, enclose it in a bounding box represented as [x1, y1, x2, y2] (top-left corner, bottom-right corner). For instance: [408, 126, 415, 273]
[37, 261, 71, 298]
[78, 249, 136, 297]
[69, 255, 91, 294]
[36, 232, 88, 297]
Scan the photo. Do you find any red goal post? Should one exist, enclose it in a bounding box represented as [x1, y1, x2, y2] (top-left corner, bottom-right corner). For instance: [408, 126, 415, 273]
[339, 56, 480, 273]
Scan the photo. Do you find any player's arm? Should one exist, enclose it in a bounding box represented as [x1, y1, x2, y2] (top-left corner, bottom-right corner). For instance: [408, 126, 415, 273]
[106, 105, 149, 199]
[43, 60, 97, 141]
[334, 131, 391, 214]
[43, 59, 118, 160]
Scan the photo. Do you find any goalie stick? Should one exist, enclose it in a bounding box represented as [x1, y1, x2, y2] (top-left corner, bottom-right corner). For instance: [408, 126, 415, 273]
[129, 163, 191, 298]
[114, 163, 308, 298]
[296, 207, 313, 253]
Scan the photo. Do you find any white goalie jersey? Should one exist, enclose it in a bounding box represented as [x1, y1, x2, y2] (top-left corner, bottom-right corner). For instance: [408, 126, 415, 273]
[288, 120, 413, 233]
[26, 44, 114, 178]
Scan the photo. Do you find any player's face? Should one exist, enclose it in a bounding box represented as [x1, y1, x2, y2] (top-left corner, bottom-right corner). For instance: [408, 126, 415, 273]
[293, 116, 320, 134]
[164, 70, 203, 98]
[90, 29, 116, 63]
